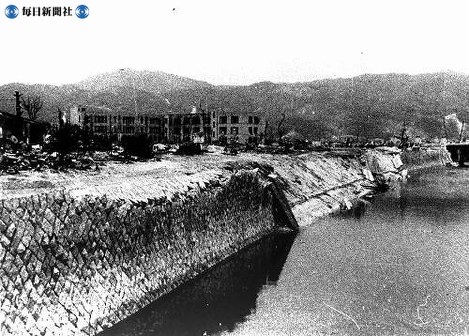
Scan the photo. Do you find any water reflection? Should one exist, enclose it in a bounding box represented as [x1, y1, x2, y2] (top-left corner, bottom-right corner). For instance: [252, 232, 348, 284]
[99, 232, 296, 336]
[336, 199, 370, 220]
[218, 166, 469, 336]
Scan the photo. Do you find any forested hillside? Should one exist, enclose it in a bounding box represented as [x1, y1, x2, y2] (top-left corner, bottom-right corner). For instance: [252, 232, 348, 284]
[1, 70, 468, 141]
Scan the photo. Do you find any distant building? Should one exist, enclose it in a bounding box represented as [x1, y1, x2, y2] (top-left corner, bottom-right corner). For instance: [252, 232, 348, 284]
[0, 110, 46, 144]
[212, 109, 265, 144]
[72, 105, 265, 144]
[164, 108, 211, 143]
[67, 106, 82, 125]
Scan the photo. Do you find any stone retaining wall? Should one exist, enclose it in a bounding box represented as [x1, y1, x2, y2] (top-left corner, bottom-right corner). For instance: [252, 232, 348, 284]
[0, 150, 445, 335]
[0, 169, 276, 335]
[260, 153, 373, 227]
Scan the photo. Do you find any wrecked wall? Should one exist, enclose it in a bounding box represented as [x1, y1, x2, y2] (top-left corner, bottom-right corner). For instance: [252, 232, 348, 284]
[258, 148, 446, 227]
[254, 153, 373, 227]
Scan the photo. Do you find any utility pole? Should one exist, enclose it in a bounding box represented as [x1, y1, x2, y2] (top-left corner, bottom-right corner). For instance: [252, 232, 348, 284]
[14, 90, 22, 116]
[459, 120, 465, 142]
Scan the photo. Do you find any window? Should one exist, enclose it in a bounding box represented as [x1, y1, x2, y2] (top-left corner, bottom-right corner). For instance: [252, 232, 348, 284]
[123, 126, 135, 134]
[150, 117, 160, 125]
[254, 127, 258, 135]
[149, 127, 160, 134]
[230, 127, 238, 135]
[94, 115, 107, 123]
[219, 116, 227, 124]
[94, 125, 107, 133]
[193, 127, 200, 133]
[248, 127, 253, 135]
[231, 116, 239, 124]
[254, 116, 260, 124]
[123, 117, 135, 125]
[192, 116, 201, 124]
[113, 116, 117, 123]
[219, 127, 227, 135]
[140, 116, 144, 124]
[248, 116, 253, 124]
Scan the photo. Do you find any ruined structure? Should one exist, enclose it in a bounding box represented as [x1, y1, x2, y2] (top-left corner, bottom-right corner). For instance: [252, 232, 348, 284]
[0, 91, 47, 145]
[70, 105, 265, 144]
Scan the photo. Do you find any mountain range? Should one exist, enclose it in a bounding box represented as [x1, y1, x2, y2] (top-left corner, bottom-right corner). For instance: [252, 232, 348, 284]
[1, 69, 469, 140]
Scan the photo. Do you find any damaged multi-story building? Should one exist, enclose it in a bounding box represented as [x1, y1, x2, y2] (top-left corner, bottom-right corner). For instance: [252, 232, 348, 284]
[70, 105, 266, 145]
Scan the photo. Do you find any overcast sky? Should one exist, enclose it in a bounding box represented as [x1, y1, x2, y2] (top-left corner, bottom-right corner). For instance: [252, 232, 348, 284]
[1, 0, 468, 85]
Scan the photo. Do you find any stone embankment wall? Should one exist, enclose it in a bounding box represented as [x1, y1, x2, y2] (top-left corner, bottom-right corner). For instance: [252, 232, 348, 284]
[0, 149, 446, 335]
[0, 169, 276, 335]
[249, 153, 374, 227]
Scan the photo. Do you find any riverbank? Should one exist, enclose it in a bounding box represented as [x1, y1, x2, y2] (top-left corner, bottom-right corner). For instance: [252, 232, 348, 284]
[0, 149, 447, 335]
[402, 146, 453, 171]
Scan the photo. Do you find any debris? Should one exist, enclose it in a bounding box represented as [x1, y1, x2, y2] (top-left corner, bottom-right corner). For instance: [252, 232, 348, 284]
[0, 148, 102, 174]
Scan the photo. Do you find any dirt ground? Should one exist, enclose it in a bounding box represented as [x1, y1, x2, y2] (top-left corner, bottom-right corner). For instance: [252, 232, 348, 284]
[0, 152, 276, 200]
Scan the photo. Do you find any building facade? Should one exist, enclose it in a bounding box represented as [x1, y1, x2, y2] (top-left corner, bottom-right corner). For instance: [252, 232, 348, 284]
[72, 105, 265, 145]
[212, 109, 265, 144]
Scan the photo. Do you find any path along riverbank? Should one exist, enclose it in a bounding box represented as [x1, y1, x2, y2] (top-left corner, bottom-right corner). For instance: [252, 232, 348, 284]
[0, 147, 449, 335]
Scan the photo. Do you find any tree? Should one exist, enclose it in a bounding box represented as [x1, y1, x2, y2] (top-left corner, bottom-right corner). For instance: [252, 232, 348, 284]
[21, 95, 44, 120]
[276, 111, 287, 139]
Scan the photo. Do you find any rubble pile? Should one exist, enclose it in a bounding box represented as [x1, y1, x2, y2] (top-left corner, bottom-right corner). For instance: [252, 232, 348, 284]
[401, 146, 453, 169]
[0, 150, 100, 174]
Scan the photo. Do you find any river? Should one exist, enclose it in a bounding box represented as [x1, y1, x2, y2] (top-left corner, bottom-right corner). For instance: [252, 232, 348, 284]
[100, 166, 469, 336]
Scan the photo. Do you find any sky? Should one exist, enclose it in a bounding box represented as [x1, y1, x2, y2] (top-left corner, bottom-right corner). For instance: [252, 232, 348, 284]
[0, 0, 468, 85]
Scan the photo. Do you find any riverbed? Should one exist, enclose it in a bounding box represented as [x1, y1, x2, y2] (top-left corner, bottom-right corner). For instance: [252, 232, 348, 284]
[100, 166, 469, 336]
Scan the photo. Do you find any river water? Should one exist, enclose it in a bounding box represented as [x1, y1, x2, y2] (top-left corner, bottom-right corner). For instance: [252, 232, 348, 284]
[101, 166, 469, 336]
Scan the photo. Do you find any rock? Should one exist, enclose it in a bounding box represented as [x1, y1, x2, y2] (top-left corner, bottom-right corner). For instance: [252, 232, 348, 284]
[5, 223, 15, 239]
[17, 242, 26, 254]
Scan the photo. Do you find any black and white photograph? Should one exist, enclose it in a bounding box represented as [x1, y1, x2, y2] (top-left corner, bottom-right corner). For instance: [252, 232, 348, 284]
[0, 0, 468, 335]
